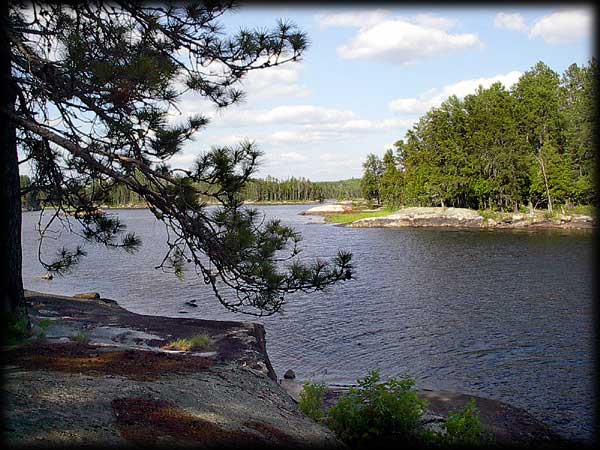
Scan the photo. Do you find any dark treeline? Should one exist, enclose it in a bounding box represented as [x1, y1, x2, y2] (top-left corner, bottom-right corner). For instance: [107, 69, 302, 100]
[362, 60, 597, 212]
[20, 174, 362, 210]
[241, 176, 362, 202]
[242, 176, 318, 202]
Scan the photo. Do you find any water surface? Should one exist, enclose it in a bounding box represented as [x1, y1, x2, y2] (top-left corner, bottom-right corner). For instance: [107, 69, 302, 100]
[21, 206, 595, 442]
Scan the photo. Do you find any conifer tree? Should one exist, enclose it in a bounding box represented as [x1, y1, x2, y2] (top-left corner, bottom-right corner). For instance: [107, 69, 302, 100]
[1, 1, 352, 321]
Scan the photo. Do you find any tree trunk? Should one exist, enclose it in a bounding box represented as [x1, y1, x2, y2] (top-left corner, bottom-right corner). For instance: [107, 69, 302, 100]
[538, 153, 553, 213]
[1, 2, 25, 316]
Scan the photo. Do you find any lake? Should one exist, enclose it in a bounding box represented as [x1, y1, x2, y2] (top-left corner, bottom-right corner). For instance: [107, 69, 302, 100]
[21, 206, 595, 442]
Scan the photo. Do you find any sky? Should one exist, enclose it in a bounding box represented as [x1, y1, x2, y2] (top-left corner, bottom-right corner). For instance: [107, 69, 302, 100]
[29, 5, 588, 183]
[165, 4, 594, 182]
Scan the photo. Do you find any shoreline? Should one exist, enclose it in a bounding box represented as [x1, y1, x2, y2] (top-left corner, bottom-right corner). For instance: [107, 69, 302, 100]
[3, 290, 341, 448]
[2, 290, 570, 447]
[301, 205, 595, 231]
[21, 200, 324, 213]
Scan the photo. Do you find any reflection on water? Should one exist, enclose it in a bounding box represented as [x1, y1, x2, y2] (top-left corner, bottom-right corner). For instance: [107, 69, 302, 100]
[21, 206, 595, 442]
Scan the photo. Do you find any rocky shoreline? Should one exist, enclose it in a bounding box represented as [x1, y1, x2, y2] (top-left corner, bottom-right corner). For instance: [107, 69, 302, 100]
[349, 207, 594, 230]
[2, 291, 341, 448]
[300, 205, 595, 230]
[2, 291, 569, 448]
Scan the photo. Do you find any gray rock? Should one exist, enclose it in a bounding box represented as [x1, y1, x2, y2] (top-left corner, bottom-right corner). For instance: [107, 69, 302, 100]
[350, 207, 484, 228]
[283, 369, 296, 379]
[41, 273, 53, 280]
[301, 204, 352, 215]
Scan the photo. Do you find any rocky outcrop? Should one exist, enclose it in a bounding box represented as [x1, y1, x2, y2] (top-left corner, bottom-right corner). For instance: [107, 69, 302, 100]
[347, 207, 595, 230]
[349, 207, 483, 228]
[2, 291, 343, 448]
[301, 204, 353, 215]
[484, 212, 595, 229]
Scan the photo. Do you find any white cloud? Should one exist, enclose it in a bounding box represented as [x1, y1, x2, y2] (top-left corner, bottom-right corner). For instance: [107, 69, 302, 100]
[389, 71, 523, 115]
[494, 12, 528, 32]
[241, 63, 312, 100]
[167, 94, 216, 123]
[269, 151, 308, 162]
[335, 17, 481, 64]
[317, 9, 391, 29]
[414, 14, 457, 30]
[303, 117, 413, 131]
[214, 105, 357, 127]
[529, 9, 592, 44]
[266, 130, 348, 144]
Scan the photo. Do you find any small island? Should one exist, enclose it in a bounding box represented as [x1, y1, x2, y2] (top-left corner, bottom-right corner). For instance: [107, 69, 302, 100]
[302, 204, 595, 230]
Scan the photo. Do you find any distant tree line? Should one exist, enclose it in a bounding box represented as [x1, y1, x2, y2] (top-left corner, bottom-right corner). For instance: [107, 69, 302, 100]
[209, 176, 361, 203]
[241, 176, 328, 202]
[212, 176, 361, 203]
[20, 173, 363, 210]
[362, 60, 597, 212]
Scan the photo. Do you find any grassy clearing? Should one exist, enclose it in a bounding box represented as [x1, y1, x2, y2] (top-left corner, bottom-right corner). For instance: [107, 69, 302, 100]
[325, 208, 397, 224]
[163, 335, 213, 352]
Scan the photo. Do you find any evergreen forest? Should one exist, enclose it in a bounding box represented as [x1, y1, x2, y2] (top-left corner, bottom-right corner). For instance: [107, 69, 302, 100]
[361, 61, 596, 212]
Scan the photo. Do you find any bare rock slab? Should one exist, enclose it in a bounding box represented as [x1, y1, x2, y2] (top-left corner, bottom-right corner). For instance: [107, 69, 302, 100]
[301, 204, 352, 215]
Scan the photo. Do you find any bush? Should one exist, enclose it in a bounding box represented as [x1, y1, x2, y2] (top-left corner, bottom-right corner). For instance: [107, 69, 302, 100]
[327, 370, 427, 445]
[299, 382, 327, 422]
[438, 399, 495, 447]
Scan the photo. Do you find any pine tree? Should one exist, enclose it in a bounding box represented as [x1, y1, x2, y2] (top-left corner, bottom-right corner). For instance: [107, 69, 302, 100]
[2, 2, 352, 320]
[361, 154, 384, 205]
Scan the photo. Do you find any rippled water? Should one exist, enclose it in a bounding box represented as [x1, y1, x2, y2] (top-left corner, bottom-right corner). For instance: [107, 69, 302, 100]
[21, 206, 595, 442]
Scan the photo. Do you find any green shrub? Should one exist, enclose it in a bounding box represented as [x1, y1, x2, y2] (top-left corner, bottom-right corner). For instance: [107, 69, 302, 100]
[299, 382, 327, 422]
[439, 399, 495, 447]
[327, 370, 427, 445]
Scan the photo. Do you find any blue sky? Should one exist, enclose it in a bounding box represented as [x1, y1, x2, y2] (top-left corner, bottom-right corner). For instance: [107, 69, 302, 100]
[170, 5, 594, 181]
